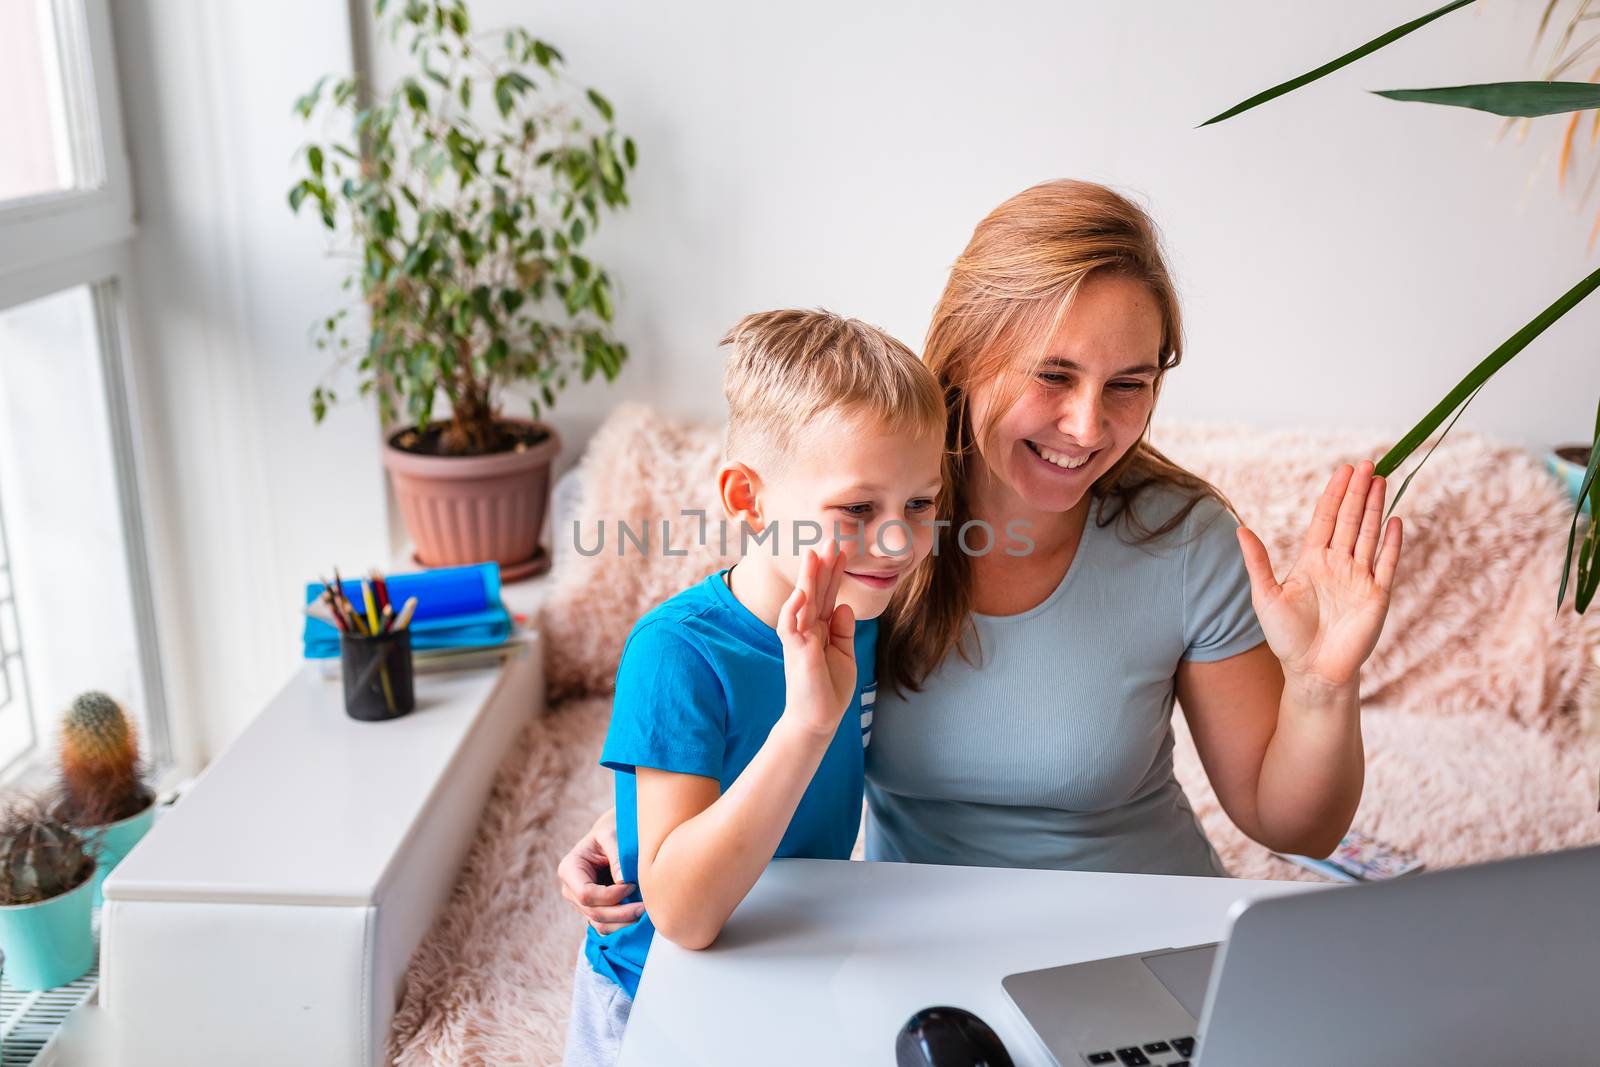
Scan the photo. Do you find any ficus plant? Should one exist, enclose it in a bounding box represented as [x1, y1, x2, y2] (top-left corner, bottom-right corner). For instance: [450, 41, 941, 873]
[1202, 0, 1600, 612]
[290, 0, 637, 456]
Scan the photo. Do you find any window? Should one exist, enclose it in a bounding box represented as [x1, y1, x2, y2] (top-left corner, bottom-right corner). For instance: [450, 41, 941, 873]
[0, 0, 169, 780]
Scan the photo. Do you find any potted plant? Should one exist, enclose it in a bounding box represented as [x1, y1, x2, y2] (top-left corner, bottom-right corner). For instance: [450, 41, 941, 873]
[290, 0, 637, 579]
[53, 691, 157, 907]
[0, 795, 97, 989]
[1548, 443, 1592, 514]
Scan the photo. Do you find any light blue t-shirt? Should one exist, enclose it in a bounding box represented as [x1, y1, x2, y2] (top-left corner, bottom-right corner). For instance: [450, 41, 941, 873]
[584, 568, 879, 997]
[865, 488, 1264, 878]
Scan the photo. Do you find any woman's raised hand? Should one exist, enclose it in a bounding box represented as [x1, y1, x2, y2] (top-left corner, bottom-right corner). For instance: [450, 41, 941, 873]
[777, 542, 857, 736]
[1235, 460, 1403, 691]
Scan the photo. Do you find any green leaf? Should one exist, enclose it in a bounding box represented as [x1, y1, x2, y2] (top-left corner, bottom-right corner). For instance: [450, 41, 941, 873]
[1557, 398, 1600, 611]
[1376, 261, 1600, 492]
[623, 136, 637, 169]
[591, 277, 613, 322]
[288, 183, 308, 212]
[470, 284, 493, 321]
[1382, 379, 1485, 518]
[494, 74, 515, 117]
[1579, 457, 1600, 610]
[1373, 81, 1600, 118]
[534, 39, 564, 66]
[293, 74, 330, 119]
[1576, 521, 1600, 612]
[404, 80, 427, 111]
[308, 145, 324, 177]
[565, 281, 590, 316]
[586, 88, 615, 122]
[1200, 0, 1479, 126]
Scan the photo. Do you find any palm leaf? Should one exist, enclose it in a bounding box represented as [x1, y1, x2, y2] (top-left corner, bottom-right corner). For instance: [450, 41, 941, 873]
[1199, 0, 1479, 127]
[1557, 396, 1600, 611]
[1375, 263, 1600, 488]
[1533, 0, 1563, 59]
[1383, 379, 1486, 519]
[1549, 31, 1600, 77]
[1374, 80, 1600, 116]
[1562, 109, 1583, 185]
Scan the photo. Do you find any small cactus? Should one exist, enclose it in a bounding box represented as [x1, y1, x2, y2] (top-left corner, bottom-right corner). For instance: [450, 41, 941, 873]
[57, 691, 153, 827]
[0, 795, 95, 906]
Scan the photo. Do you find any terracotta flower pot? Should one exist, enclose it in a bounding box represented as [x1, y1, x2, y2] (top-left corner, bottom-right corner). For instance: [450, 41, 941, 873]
[383, 418, 560, 581]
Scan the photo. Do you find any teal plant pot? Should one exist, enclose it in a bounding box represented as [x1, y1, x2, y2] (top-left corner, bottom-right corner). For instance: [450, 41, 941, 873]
[1547, 447, 1593, 516]
[82, 800, 156, 907]
[0, 875, 95, 989]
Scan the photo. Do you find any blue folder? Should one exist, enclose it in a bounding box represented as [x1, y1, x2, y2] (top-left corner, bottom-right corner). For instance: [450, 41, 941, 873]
[302, 562, 512, 659]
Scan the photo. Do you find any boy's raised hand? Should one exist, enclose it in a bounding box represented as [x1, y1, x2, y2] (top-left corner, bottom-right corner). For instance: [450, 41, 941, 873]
[776, 542, 857, 738]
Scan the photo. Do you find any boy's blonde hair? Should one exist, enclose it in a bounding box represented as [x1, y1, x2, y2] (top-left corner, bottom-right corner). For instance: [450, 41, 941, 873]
[720, 308, 944, 472]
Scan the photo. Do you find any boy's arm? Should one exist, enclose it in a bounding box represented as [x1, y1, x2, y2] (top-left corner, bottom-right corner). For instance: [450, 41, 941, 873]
[636, 716, 837, 949]
[637, 545, 857, 951]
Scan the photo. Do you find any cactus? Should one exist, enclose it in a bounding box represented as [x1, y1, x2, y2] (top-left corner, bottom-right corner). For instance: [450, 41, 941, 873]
[57, 691, 153, 827]
[0, 794, 95, 906]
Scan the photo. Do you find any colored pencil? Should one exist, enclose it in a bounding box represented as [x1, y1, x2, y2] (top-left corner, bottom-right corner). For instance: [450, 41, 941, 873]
[361, 579, 379, 634]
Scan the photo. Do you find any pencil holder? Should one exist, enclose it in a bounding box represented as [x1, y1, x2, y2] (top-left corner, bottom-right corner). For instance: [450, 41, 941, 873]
[339, 629, 415, 721]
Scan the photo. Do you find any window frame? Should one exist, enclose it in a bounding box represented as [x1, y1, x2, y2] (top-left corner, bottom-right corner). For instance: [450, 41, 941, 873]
[0, 0, 173, 780]
[0, 0, 134, 289]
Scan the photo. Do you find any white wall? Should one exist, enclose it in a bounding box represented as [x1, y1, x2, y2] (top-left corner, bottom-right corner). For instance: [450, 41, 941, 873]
[368, 0, 1594, 463]
[113, 1, 389, 762]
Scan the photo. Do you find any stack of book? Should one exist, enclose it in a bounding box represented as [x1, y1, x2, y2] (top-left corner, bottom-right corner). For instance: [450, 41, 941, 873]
[302, 562, 515, 674]
[1275, 828, 1426, 882]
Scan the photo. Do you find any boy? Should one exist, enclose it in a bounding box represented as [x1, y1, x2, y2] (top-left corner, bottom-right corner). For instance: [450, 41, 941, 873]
[562, 308, 946, 1065]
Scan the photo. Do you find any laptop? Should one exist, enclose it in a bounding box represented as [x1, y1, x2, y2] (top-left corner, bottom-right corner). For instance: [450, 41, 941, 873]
[1001, 844, 1600, 1066]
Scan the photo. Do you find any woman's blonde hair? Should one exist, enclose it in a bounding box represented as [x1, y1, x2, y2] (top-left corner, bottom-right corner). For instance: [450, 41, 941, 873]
[880, 179, 1231, 694]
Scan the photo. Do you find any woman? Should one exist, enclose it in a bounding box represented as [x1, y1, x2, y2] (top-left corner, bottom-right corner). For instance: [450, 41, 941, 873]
[559, 179, 1402, 929]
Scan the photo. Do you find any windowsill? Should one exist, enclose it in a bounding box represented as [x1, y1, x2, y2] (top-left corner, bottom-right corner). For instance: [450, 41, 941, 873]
[1, 757, 191, 808]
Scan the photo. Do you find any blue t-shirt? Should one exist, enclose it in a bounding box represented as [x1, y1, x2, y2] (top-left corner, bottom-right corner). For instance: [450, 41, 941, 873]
[583, 567, 878, 997]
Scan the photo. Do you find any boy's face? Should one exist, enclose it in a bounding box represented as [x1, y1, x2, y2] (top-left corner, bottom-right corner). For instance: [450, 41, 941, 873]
[738, 411, 943, 621]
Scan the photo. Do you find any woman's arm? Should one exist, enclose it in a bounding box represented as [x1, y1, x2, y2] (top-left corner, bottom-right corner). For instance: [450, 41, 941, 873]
[557, 807, 644, 934]
[1176, 644, 1363, 856]
[1177, 460, 1401, 858]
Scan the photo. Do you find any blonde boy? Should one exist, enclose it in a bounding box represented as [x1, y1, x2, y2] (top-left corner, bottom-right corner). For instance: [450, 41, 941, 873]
[563, 309, 945, 1065]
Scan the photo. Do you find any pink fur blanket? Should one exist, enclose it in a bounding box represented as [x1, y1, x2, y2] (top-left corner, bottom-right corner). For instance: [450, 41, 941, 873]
[386, 403, 1600, 1066]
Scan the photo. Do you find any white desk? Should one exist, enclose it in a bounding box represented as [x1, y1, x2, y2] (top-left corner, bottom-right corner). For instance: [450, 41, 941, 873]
[619, 859, 1325, 1066]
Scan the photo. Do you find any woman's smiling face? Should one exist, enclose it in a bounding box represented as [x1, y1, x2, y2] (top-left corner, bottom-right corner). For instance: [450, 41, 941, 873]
[969, 271, 1164, 517]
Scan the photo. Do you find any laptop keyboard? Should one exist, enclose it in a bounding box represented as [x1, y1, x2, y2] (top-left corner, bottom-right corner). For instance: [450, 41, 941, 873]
[1083, 1035, 1196, 1065]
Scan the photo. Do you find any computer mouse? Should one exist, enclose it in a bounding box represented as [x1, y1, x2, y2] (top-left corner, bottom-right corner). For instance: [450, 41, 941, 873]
[895, 1005, 1016, 1067]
